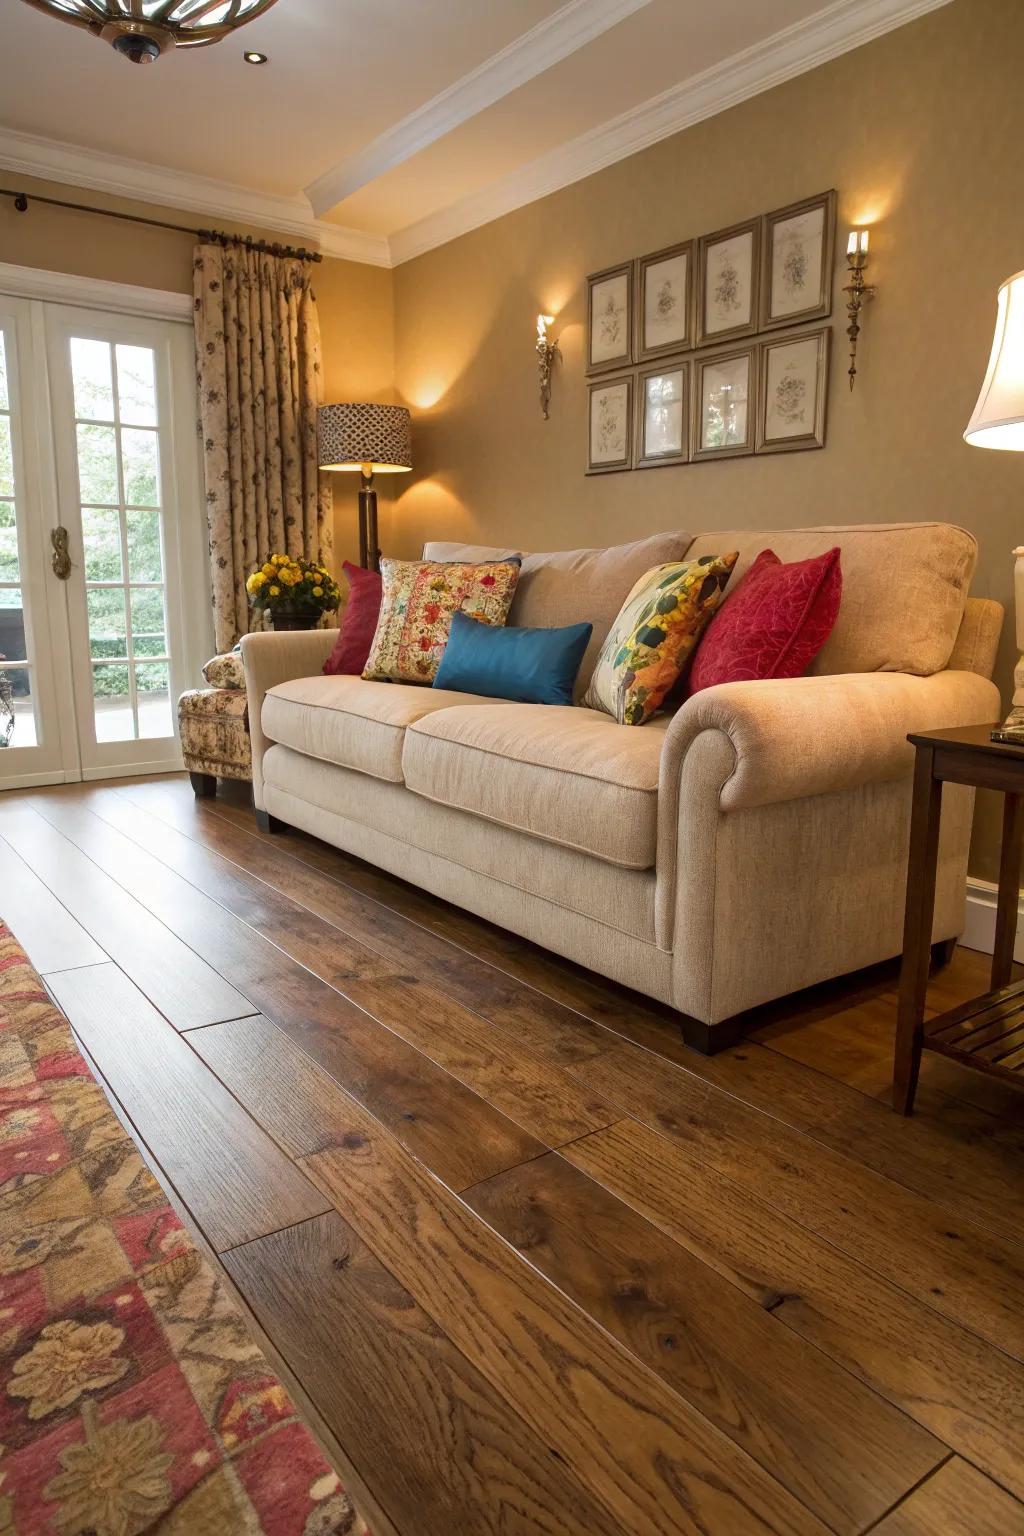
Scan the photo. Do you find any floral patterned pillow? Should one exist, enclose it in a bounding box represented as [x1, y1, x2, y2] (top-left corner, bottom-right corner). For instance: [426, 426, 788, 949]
[584, 554, 738, 725]
[201, 647, 246, 690]
[362, 558, 521, 684]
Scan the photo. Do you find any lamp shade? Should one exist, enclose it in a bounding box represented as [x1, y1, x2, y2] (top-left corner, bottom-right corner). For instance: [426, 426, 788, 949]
[965, 270, 1024, 451]
[317, 403, 412, 472]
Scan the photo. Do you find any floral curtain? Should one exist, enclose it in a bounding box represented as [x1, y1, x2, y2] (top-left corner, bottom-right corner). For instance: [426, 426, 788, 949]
[193, 243, 332, 652]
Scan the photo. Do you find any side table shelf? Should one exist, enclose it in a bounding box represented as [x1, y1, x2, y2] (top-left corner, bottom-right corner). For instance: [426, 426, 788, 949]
[923, 977, 1024, 1083]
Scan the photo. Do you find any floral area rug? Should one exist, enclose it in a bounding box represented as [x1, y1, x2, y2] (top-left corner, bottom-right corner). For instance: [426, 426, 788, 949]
[0, 921, 369, 1536]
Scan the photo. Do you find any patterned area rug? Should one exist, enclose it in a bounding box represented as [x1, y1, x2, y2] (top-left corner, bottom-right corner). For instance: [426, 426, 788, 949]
[0, 921, 369, 1536]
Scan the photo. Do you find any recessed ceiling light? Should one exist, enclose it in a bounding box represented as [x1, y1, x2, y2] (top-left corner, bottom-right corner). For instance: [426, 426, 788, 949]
[244, 50, 268, 64]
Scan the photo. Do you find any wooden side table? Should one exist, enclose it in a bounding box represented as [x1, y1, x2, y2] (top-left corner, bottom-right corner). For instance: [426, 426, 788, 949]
[895, 724, 1024, 1114]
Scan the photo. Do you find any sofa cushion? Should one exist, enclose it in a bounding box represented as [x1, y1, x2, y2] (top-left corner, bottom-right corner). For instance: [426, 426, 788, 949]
[423, 531, 693, 694]
[262, 676, 503, 784]
[684, 522, 976, 676]
[403, 703, 669, 868]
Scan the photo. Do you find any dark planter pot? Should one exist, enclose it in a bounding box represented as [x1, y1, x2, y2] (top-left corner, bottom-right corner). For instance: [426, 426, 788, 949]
[268, 612, 320, 632]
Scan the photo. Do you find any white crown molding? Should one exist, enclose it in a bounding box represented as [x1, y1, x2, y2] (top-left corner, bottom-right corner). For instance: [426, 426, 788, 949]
[305, 0, 656, 216]
[389, 0, 953, 265]
[0, 125, 391, 267]
[0, 259, 193, 319]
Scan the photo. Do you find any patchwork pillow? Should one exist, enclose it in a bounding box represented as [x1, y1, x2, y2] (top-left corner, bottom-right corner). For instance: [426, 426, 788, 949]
[584, 554, 739, 725]
[201, 647, 245, 689]
[688, 546, 842, 694]
[363, 557, 521, 684]
[323, 560, 383, 676]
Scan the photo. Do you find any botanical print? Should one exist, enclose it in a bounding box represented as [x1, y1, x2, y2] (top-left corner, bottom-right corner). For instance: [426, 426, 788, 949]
[704, 232, 754, 335]
[771, 206, 825, 318]
[590, 272, 630, 365]
[643, 253, 688, 351]
[765, 335, 820, 439]
[643, 369, 685, 458]
[590, 380, 630, 465]
[701, 355, 750, 449]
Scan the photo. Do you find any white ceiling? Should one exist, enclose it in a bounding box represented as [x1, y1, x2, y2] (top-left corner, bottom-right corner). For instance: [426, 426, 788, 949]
[0, 0, 951, 266]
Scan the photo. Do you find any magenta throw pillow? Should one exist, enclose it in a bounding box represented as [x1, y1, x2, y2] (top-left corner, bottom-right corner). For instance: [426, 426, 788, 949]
[688, 546, 842, 694]
[323, 561, 383, 676]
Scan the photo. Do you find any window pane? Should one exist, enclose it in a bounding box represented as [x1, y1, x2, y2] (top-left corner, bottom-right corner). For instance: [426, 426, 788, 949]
[121, 428, 159, 506]
[71, 338, 114, 420]
[87, 587, 127, 661]
[0, 416, 13, 498]
[126, 507, 163, 582]
[135, 661, 171, 739]
[0, 664, 37, 750]
[130, 586, 166, 657]
[116, 345, 157, 427]
[0, 590, 28, 661]
[92, 663, 134, 742]
[0, 502, 18, 582]
[0, 334, 8, 412]
[82, 506, 123, 582]
[77, 424, 119, 503]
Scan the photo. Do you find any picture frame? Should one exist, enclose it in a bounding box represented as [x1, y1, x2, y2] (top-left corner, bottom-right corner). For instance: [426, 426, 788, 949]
[756, 325, 830, 454]
[586, 374, 634, 474]
[587, 262, 633, 375]
[636, 240, 694, 360]
[696, 218, 760, 345]
[636, 360, 689, 469]
[761, 190, 837, 329]
[691, 344, 757, 462]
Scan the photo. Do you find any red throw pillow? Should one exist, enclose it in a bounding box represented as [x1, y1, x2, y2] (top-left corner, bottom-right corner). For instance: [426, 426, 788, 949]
[323, 561, 383, 675]
[688, 546, 842, 694]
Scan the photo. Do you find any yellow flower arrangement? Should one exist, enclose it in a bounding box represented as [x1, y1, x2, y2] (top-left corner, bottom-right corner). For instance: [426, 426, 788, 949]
[246, 553, 342, 623]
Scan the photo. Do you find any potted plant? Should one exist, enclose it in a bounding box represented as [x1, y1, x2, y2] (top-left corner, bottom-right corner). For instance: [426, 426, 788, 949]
[246, 554, 342, 631]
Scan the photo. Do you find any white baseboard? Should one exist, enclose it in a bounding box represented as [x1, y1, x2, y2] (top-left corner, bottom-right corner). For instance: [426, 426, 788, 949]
[962, 877, 1024, 961]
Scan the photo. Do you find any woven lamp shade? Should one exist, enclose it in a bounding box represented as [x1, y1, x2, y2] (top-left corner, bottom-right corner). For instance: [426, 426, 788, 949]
[317, 403, 412, 473]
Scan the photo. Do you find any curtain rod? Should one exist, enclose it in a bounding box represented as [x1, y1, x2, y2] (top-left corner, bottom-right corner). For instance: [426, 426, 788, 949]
[0, 186, 324, 264]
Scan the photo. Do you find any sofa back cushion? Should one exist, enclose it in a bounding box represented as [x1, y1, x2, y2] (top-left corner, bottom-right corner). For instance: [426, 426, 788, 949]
[684, 522, 977, 676]
[423, 530, 693, 693]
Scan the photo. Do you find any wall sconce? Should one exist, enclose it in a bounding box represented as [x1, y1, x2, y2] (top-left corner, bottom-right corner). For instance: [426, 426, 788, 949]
[536, 313, 558, 419]
[843, 229, 875, 390]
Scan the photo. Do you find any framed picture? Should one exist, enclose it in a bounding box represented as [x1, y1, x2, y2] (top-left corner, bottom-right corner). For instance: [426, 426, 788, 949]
[757, 326, 830, 453]
[587, 374, 633, 474]
[637, 241, 694, 360]
[587, 263, 633, 374]
[691, 345, 757, 461]
[636, 361, 689, 468]
[761, 190, 836, 328]
[696, 218, 760, 345]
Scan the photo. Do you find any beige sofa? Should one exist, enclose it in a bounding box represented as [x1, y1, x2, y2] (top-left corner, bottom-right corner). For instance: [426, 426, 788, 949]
[241, 523, 1002, 1052]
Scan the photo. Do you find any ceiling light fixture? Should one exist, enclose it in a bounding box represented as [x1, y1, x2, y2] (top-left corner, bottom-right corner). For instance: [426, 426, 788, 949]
[243, 48, 267, 63]
[19, 0, 279, 65]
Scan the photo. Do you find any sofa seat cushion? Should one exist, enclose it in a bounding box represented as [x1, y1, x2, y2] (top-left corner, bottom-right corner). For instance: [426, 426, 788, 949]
[262, 676, 503, 784]
[404, 704, 669, 869]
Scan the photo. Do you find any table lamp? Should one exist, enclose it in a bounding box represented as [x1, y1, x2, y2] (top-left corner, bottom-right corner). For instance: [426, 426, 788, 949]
[964, 270, 1024, 743]
[317, 403, 412, 572]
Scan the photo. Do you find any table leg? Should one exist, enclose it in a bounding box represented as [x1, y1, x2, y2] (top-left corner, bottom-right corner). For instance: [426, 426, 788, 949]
[992, 792, 1024, 989]
[894, 747, 943, 1114]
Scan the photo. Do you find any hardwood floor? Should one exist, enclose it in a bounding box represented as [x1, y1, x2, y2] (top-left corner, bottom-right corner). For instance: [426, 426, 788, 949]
[1, 774, 1023, 1536]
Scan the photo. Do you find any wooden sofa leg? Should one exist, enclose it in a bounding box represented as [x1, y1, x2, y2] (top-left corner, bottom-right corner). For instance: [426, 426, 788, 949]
[930, 937, 958, 971]
[677, 1012, 750, 1055]
[254, 809, 288, 834]
[189, 771, 217, 799]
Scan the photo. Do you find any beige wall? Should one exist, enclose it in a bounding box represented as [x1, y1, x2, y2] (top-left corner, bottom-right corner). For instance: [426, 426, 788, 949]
[391, 0, 1023, 881]
[0, 174, 396, 563]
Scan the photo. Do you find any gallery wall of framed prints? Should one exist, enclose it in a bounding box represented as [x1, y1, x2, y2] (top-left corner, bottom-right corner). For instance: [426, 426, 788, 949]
[585, 188, 835, 475]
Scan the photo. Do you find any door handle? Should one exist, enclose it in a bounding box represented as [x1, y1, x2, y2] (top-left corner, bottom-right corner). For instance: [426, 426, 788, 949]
[51, 526, 72, 581]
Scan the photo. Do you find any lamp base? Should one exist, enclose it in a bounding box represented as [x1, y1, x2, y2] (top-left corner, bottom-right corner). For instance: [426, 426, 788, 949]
[358, 474, 380, 573]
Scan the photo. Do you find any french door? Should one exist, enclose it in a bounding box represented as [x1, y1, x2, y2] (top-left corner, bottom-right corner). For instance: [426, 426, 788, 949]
[0, 294, 204, 790]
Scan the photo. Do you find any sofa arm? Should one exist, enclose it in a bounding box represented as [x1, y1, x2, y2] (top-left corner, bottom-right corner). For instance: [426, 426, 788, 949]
[662, 669, 1001, 813]
[241, 629, 339, 810]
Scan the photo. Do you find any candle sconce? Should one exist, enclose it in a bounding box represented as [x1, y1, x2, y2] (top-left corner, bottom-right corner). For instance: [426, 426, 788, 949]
[536, 313, 558, 419]
[843, 229, 875, 390]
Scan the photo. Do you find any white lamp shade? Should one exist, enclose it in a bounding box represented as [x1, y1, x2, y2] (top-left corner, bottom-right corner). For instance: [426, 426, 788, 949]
[965, 270, 1024, 450]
